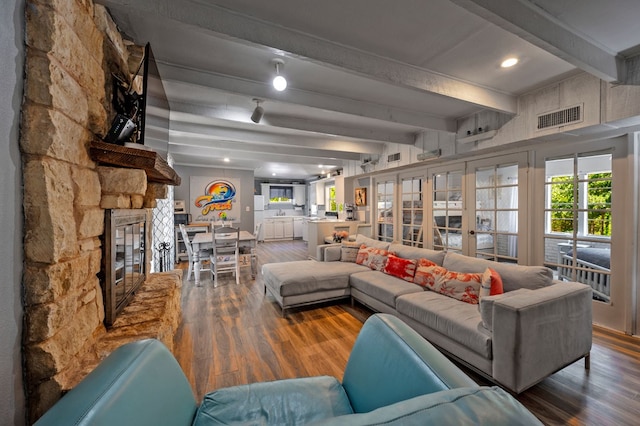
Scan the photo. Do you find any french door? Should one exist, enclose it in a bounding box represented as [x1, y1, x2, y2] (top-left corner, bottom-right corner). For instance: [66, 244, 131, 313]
[466, 154, 528, 263]
[376, 177, 395, 243]
[427, 153, 528, 264]
[400, 173, 424, 247]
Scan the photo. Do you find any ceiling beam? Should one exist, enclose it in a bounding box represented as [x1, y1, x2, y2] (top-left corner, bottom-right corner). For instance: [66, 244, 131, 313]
[168, 131, 363, 161]
[168, 97, 417, 145]
[170, 115, 385, 155]
[97, 0, 517, 113]
[449, 0, 623, 83]
[159, 66, 455, 133]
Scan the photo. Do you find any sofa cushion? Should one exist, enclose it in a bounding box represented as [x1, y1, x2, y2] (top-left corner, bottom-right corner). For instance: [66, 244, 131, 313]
[356, 246, 392, 271]
[442, 252, 552, 292]
[388, 243, 446, 265]
[194, 376, 353, 426]
[350, 270, 423, 308]
[263, 260, 367, 297]
[310, 386, 542, 426]
[396, 291, 491, 358]
[341, 242, 360, 262]
[478, 288, 531, 332]
[382, 254, 417, 282]
[355, 234, 391, 250]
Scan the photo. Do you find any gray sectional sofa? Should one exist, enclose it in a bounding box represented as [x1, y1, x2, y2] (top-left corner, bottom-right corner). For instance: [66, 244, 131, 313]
[262, 235, 593, 394]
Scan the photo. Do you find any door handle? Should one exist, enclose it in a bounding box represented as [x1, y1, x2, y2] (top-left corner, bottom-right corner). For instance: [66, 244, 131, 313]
[469, 230, 475, 235]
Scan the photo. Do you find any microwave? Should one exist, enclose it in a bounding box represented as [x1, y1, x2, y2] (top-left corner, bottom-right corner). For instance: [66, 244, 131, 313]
[174, 213, 191, 225]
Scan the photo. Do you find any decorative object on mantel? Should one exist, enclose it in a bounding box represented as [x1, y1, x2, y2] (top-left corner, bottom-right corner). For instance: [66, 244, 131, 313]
[90, 140, 181, 185]
[333, 230, 349, 242]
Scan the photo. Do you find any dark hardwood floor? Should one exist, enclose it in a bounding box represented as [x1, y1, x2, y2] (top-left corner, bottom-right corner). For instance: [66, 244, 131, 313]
[174, 240, 640, 426]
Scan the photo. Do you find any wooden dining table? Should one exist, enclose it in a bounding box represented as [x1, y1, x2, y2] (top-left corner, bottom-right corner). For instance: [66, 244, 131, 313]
[191, 231, 257, 286]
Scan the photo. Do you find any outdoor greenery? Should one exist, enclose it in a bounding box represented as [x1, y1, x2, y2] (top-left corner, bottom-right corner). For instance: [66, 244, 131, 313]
[328, 186, 337, 211]
[550, 172, 612, 236]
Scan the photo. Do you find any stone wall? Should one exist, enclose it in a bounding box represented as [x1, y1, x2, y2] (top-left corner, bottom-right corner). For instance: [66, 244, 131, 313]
[20, 1, 179, 422]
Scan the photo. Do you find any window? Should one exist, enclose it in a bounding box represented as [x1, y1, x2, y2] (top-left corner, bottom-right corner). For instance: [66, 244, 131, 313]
[269, 186, 293, 203]
[544, 152, 612, 303]
[327, 185, 337, 211]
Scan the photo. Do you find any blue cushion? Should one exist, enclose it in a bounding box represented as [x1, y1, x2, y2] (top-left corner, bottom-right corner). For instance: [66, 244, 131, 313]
[34, 339, 198, 426]
[193, 376, 353, 425]
[310, 386, 543, 426]
[342, 314, 477, 413]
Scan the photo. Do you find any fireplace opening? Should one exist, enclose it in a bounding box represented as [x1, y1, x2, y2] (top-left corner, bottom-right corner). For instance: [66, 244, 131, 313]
[103, 209, 147, 326]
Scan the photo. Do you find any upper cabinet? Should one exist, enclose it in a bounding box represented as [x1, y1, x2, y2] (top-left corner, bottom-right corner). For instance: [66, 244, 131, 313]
[293, 185, 306, 206]
[315, 181, 325, 205]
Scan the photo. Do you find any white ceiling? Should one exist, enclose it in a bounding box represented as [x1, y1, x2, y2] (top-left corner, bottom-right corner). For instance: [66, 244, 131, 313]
[97, 0, 640, 179]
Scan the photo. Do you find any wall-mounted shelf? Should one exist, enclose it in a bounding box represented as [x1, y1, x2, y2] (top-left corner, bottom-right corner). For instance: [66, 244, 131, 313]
[89, 140, 181, 185]
[456, 130, 497, 144]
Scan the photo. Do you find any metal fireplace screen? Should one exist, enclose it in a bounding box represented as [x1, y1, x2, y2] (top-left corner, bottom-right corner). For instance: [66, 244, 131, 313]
[103, 209, 146, 326]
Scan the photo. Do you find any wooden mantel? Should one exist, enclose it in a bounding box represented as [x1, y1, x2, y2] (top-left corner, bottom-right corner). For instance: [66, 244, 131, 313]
[90, 140, 181, 185]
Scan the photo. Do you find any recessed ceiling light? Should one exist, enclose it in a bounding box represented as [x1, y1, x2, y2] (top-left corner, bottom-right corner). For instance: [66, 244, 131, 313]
[318, 164, 323, 168]
[223, 157, 230, 162]
[272, 172, 276, 176]
[501, 57, 519, 68]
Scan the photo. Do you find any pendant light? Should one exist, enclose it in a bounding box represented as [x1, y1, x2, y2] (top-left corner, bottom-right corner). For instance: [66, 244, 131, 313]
[272, 58, 287, 91]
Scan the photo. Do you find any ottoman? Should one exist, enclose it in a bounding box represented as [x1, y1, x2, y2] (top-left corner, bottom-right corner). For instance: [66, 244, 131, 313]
[262, 260, 368, 316]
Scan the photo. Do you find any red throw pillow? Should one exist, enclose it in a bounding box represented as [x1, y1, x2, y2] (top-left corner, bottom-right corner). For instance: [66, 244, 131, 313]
[481, 267, 504, 297]
[382, 254, 418, 282]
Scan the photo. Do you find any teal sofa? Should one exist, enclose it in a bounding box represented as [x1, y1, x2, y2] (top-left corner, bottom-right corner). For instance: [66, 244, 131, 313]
[35, 314, 542, 425]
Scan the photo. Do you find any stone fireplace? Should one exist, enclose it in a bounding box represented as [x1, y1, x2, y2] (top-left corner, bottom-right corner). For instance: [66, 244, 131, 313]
[20, 1, 181, 422]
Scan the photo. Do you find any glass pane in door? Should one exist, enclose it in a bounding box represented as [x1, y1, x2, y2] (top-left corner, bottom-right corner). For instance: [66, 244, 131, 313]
[401, 176, 423, 247]
[474, 163, 518, 262]
[432, 171, 463, 251]
[377, 179, 394, 242]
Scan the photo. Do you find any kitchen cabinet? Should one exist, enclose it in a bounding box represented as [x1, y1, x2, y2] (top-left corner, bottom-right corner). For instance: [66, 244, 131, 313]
[293, 217, 303, 239]
[293, 185, 306, 205]
[315, 181, 325, 205]
[264, 217, 295, 240]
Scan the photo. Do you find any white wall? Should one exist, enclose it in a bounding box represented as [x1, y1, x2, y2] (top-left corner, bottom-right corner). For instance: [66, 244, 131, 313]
[173, 165, 255, 232]
[0, 0, 26, 423]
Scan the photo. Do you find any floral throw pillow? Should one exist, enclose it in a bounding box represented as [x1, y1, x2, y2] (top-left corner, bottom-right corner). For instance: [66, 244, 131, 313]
[414, 261, 482, 304]
[413, 258, 440, 287]
[356, 245, 392, 271]
[382, 254, 418, 282]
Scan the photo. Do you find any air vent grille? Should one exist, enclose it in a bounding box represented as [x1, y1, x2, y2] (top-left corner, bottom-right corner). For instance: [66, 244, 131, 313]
[537, 105, 582, 130]
[388, 152, 400, 162]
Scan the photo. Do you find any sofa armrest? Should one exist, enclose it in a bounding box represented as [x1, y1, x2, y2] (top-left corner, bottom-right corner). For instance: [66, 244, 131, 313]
[35, 339, 197, 426]
[491, 282, 592, 393]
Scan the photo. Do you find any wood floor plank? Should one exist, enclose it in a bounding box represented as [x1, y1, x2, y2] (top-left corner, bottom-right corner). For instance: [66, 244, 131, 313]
[174, 239, 640, 425]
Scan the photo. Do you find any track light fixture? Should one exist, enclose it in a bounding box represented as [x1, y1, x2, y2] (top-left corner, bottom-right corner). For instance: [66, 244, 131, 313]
[251, 98, 264, 123]
[272, 58, 287, 91]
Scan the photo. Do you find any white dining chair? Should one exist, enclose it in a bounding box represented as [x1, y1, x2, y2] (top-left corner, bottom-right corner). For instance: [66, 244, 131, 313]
[209, 225, 240, 286]
[178, 224, 210, 281]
